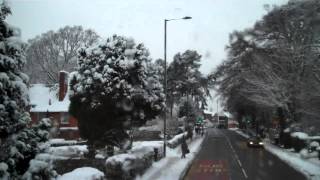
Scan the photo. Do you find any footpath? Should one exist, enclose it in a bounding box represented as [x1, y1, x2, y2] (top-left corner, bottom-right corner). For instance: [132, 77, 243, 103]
[136, 135, 204, 180]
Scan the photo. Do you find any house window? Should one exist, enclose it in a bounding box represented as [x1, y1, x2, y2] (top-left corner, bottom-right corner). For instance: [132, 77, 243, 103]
[60, 113, 69, 124]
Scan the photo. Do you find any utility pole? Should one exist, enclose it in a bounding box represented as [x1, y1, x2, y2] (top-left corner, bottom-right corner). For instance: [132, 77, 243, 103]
[163, 16, 192, 157]
[217, 99, 219, 126]
[163, 19, 167, 157]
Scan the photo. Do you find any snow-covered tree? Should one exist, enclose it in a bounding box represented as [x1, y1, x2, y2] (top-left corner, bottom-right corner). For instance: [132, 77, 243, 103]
[25, 26, 100, 84]
[0, 4, 51, 178]
[167, 50, 210, 116]
[69, 35, 165, 149]
[212, 0, 320, 133]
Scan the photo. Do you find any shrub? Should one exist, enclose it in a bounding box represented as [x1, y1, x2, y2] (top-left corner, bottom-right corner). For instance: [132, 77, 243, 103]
[282, 131, 292, 149]
[291, 132, 308, 152]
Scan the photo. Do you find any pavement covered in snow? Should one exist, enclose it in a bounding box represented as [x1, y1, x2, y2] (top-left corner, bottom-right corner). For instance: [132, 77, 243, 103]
[136, 136, 204, 180]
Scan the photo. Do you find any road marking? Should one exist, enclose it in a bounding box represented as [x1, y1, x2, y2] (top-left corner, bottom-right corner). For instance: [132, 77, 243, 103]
[241, 167, 248, 178]
[224, 134, 248, 179]
[237, 159, 242, 167]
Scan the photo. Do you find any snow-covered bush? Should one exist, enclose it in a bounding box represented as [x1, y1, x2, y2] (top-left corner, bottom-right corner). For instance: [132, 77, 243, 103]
[291, 132, 308, 152]
[47, 145, 88, 158]
[167, 132, 188, 148]
[300, 148, 318, 159]
[105, 141, 162, 179]
[310, 141, 319, 147]
[105, 153, 152, 180]
[69, 35, 165, 150]
[309, 141, 320, 152]
[22, 159, 57, 180]
[0, 4, 51, 178]
[58, 167, 105, 180]
[291, 132, 309, 140]
[0, 163, 9, 179]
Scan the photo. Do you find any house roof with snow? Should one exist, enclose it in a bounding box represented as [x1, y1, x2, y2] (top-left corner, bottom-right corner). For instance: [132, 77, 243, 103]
[29, 71, 71, 113]
[29, 84, 70, 112]
[203, 110, 214, 115]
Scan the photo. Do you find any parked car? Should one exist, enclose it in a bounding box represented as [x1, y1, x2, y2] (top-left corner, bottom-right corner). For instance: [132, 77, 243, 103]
[247, 136, 264, 147]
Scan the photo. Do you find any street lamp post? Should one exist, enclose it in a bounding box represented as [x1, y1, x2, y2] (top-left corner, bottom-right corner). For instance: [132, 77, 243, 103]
[163, 16, 192, 157]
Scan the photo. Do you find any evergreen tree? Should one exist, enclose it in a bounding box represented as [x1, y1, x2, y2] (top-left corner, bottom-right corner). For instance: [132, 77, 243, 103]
[69, 35, 164, 149]
[167, 50, 210, 116]
[0, 4, 50, 178]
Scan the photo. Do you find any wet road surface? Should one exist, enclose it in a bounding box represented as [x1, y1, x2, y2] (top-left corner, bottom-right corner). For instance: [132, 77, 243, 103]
[184, 128, 306, 180]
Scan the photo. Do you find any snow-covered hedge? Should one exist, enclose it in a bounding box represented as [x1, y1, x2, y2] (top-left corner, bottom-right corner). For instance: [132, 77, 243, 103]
[291, 132, 309, 140]
[167, 132, 188, 148]
[290, 132, 320, 152]
[300, 149, 318, 159]
[105, 141, 163, 180]
[47, 145, 88, 159]
[49, 139, 86, 147]
[22, 159, 58, 180]
[58, 167, 105, 180]
[105, 153, 152, 179]
[291, 132, 308, 152]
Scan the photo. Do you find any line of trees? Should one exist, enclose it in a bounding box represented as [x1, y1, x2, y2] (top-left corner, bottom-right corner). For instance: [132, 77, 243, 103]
[25, 26, 100, 84]
[212, 0, 320, 137]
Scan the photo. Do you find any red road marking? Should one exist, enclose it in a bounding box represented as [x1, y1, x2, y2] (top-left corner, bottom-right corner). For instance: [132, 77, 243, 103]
[186, 160, 230, 180]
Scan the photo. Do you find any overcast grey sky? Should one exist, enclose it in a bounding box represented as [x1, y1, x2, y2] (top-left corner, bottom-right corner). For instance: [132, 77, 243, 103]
[7, 0, 290, 112]
[8, 0, 289, 75]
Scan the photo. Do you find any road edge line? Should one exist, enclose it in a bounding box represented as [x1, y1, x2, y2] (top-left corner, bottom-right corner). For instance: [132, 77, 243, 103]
[225, 134, 249, 179]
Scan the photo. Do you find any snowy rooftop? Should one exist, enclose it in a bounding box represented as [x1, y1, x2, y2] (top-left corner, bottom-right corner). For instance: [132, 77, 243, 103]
[203, 110, 214, 115]
[212, 111, 231, 118]
[29, 84, 70, 112]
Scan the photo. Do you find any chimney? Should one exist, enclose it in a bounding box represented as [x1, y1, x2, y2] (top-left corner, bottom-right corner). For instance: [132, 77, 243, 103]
[58, 71, 68, 101]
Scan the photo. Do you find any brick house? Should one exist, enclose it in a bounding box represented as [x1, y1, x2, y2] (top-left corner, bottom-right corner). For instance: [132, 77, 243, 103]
[29, 71, 80, 140]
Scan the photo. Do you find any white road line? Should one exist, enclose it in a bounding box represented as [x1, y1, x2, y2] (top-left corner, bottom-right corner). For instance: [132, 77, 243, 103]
[242, 168, 248, 178]
[225, 134, 248, 179]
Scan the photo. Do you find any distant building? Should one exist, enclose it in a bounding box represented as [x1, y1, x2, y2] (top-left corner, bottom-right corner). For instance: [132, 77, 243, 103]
[213, 112, 229, 128]
[227, 119, 239, 128]
[29, 71, 79, 140]
[203, 110, 214, 121]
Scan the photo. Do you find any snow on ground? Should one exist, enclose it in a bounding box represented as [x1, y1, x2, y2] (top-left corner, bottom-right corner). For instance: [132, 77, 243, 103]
[58, 167, 105, 180]
[264, 142, 320, 180]
[136, 136, 204, 180]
